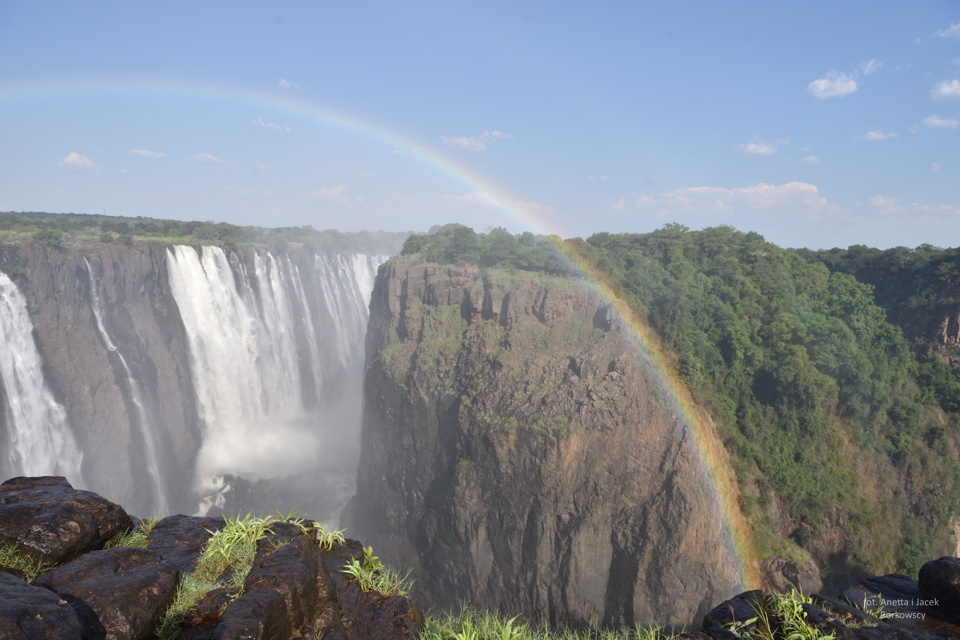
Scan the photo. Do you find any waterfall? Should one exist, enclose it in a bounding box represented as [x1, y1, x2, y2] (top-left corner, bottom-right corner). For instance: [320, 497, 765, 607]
[83, 258, 169, 515]
[165, 245, 381, 510]
[0, 271, 83, 483]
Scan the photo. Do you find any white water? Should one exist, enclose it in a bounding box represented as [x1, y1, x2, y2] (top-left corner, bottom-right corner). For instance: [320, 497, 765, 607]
[166, 246, 381, 501]
[83, 258, 169, 515]
[0, 271, 84, 482]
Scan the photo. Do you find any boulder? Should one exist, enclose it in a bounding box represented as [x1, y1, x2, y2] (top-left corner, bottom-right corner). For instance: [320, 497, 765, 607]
[146, 514, 225, 573]
[240, 522, 320, 633]
[0, 572, 87, 640]
[0, 476, 133, 565]
[34, 547, 178, 640]
[211, 588, 291, 640]
[919, 557, 960, 623]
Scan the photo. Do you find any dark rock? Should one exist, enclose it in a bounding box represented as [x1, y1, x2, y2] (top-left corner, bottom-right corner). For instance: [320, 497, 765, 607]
[211, 588, 291, 640]
[146, 514, 225, 573]
[840, 573, 960, 638]
[0, 572, 87, 639]
[920, 557, 960, 623]
[241, 522, 320, 633]
[319, 539, 423, 640]
[701, 590, 763, 631]
[800, 602, 857, 639]
[180, 588, 234, 640]
[0, 476, 133, 566]
[34, 547, 178, 640]
[335, 581, 424, 640]
[703, 627, 741, 639]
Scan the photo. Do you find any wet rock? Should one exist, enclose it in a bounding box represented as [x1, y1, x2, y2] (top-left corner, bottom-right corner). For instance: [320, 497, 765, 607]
[701, 590, 763, 631]
[0, 572, 87, 640]
[34, 547, 178, 640]
[211, 588, 291, 640]
[146, 514, 225, 573]
[0, 476, 133, 566]
[179, 587, 234, 640]
[920, 557, 960, 623]
[241, 522, 320, 633]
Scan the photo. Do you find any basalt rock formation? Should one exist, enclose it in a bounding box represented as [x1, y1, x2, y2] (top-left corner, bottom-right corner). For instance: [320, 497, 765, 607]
[343, 261, 746, 628]
[0, 476, 423, 640]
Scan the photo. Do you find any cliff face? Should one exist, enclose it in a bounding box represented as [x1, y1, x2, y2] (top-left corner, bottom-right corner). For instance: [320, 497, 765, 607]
[343, 262, 743, 628]
[0, 241, 199, 513]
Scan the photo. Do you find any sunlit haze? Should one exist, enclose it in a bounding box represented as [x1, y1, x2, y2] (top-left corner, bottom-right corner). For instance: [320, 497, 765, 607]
[1, 2, 959, 249]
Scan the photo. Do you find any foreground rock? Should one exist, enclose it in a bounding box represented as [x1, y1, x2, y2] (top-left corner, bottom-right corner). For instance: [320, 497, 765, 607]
[34, 547, 178, 640]
[0, 476, 133, 565]
[0, 476, 424, 640]
[693, 567, 960, 639]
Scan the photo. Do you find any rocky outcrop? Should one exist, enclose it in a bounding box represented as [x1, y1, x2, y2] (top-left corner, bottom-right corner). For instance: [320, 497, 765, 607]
[699, 580, 960, 639]
[343, 262, 745, 628]
[0, 476, 424, 640]
[0, 476, 132, 565]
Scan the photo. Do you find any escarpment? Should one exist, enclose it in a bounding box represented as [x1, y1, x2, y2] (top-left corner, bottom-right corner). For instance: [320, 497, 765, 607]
[342, 261, 744, 628]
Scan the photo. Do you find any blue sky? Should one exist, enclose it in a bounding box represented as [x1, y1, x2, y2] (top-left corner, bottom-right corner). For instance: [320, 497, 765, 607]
[1, 2, 958, 249]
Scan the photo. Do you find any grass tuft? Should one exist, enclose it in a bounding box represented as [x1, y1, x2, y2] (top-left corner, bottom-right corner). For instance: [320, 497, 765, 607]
[0, 541, 50, 582]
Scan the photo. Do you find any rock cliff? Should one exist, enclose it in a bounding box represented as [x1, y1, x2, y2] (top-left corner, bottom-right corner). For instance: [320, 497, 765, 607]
[0, 241, 199, 513]
[343, 261, 744, 628]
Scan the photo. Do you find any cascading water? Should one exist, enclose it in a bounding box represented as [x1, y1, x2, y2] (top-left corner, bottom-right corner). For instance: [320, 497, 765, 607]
[83, 258, 169, 515]
[0, 271, 83, 483]
[165, 245, 381, 519]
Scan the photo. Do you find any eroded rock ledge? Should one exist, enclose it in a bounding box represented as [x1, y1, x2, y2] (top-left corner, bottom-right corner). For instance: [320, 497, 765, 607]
[0, 476, 423, 640]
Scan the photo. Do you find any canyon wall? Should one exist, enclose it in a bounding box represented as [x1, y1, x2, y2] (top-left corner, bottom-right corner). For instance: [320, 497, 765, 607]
[342, 261, 743, 628]
[0, 240, 380, 518]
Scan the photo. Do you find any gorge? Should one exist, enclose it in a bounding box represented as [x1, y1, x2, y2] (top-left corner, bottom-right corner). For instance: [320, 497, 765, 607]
[4, 219, 960, 635]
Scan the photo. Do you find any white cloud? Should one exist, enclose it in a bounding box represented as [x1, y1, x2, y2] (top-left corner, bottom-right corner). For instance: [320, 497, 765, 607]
[869, 194, 960, 217]
[807, 70, 859, 99]
[253, 117, 291, 132]
[278, 78, 299, 90]
[801, 155, 820, 164]
[515, 200, 555, 215]
[255, 162, 269, 171]
[610, 198, 626, 211]
[932, 80, 960, 100]
[391, 149, 407, 160]
[919, 115, 959, 130]
[858, 130, 899, 141]
[441, 130, 510, 152]
[446, 191, 500, 206]
[59, 152, 97, 171]
[312, 184, 349, 203]
[736, 137, 787, 156]
[937, 23, 960, 39]
[192, 153, 224, 164]
[860, 59, 882, 75]
[629, 181, 839, 216]
[931, 162, 942, 173]
[589, 175, 610, 182]
[128, 149, 167, 158]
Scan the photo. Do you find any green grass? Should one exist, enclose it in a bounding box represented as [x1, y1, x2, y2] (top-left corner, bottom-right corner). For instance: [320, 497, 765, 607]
[0, 541, 51, 582]
[340, 545, 414, 597]
[722, 590, 837, 640]
[155, 513, 278, 640]
[106, 515, 160, 549]
[419, 608, 684, 640]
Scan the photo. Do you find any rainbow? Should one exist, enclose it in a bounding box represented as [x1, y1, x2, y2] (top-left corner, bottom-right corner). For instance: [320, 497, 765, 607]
[1, 77, 759, 587]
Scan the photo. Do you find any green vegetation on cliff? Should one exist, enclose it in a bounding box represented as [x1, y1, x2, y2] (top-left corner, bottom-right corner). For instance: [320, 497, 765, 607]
[400, 224, 960, 585]
[0, 210, 408, 254]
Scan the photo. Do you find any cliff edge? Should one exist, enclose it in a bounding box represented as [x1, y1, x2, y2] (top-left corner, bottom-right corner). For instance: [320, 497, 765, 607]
[343, 261, 743, 628]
